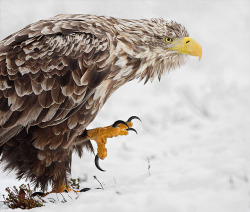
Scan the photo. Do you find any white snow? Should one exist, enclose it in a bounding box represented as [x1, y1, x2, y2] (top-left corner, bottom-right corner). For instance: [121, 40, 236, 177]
[0, 0, 250, 211]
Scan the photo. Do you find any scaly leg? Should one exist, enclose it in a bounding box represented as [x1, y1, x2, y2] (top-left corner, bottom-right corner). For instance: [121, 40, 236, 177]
[85, 116, 141, 171]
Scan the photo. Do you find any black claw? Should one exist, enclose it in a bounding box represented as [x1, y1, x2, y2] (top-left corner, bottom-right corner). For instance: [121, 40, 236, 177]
[126, 128, 137, 134]
[32, 192, 44, 197]
[127, 116, 141, 123]
[112, 120, 129, 128]
[80, 188, 91, 192]
[95, 155, 106, 172]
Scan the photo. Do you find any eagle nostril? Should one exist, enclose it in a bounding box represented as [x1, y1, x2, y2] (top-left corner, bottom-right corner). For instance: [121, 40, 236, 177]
[186, 40, 190, 44]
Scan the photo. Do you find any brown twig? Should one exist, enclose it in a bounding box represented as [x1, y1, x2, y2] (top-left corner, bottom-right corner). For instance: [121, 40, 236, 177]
[147, 156, 151, 176]
[93, 176, 104, 190]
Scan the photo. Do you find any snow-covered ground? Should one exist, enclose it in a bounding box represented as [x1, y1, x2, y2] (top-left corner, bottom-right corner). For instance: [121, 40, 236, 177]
[0, 0, 249, 211]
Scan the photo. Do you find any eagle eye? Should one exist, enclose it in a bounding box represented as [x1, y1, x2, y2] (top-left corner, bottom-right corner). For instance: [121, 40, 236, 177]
[164, 36, 173, 43]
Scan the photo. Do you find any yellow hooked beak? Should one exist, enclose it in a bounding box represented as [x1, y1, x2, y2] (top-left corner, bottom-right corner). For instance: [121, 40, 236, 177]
[168, 37, 202, 61]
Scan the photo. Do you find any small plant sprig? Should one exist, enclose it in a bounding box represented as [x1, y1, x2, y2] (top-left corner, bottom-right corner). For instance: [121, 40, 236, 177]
[2, 184, 44, 209]
[69, 178, 80, 190]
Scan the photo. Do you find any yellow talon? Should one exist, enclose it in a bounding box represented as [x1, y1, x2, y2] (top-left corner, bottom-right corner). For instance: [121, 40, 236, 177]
[42, 183, 76, 197]
[86, 122, 132, 160]
[85, 116, 141, 171]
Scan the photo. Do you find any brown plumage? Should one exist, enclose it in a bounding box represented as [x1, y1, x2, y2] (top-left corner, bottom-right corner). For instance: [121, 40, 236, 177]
[0, 14, 201, 191]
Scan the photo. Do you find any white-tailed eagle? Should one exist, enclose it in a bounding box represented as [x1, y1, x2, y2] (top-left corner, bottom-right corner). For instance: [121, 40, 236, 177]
[0, 14, 202, 194]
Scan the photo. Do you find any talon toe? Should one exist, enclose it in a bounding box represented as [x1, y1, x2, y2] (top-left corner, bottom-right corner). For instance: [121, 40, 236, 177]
[80, 188, 91, 192]
[112, 120, 129, 128]
[32, 192, 44, 197]
[95, 155, 106, 172]
[126, 128, 137, 134]
[127, 116, 141, 122]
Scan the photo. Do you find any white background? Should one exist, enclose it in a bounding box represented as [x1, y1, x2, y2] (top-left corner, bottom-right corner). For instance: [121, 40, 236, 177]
[0, 0, 249, 211]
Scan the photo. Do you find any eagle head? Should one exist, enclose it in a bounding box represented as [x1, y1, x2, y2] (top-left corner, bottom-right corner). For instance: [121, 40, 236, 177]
[115, 18, 202, 82]
[147, 19, 202, 60]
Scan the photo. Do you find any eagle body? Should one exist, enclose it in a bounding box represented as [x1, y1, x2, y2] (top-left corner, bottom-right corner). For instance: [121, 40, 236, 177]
[0, 14, 200, 190]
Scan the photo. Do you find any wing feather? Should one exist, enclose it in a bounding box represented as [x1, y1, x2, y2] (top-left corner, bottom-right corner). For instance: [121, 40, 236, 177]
[0, 16, 113, 147]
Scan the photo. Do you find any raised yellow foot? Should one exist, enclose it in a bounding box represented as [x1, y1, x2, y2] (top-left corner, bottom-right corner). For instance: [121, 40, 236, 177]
[85, 116, 141, 171]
